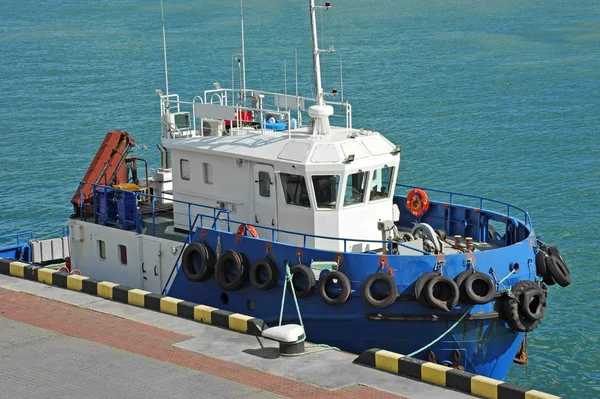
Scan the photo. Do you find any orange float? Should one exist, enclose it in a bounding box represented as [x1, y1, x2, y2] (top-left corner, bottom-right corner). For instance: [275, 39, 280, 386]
[237, 224, 259, 238]
[406, 188, 430, 217]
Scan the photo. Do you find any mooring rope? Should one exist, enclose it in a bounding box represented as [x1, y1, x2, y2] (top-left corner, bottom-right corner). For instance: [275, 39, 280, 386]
[406, 305, 475, 358]
[276, 263, 341, 356]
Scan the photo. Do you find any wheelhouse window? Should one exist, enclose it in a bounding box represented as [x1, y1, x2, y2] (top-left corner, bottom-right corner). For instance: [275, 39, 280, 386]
[280, 173, 311, 208]
[344, 171, 369, 206]
[312, 175, 340, 209]
[118, 244, 128, 265]
[180, 159, 190, 181]
[370, 165, 395, 201]
[203, 162, 212, 184]
[98, 240, 106, 260]
[258, 171, 271, 197]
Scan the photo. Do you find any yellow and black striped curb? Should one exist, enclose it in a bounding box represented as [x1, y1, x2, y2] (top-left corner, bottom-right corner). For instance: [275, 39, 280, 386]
[0, 258, 266, 337]
[355, 349, 561, 399]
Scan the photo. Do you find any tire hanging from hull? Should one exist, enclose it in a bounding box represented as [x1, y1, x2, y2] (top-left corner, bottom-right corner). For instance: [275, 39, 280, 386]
[319, 270, 351, 305]
[363, 273, 398, 308]
[181, 242, 216, 282]
[462, 272, 496, 304]
[289, 264, 316, 298]
[424, 275, 460, 312]
[215, 249, 248, 291]
[249, 257, 279, 291]
[503, 280, 546, 332]
[546, 246, 571, 287]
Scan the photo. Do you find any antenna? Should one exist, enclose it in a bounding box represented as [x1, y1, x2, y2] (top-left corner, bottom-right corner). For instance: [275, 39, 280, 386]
[240, 0, 247, 103]
[295, 49, 299, 98]
[160, 0, 169, 96]
[284, 58, 288, 107]
[309, 1, 334, 105]
[339, 53, 344, 103]
[295, 48, 302, 126]
[231, 55, 235, 95]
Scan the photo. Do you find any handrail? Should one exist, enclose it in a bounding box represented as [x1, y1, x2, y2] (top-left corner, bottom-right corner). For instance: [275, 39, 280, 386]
[181, 211, 430, 256]
[84, 182, 425, 254]
[81, 182, 534, 259]
[0, 231, 34, 246]
[80, 182, 231, 221]
[395, 183, 533, 230]
[201, 87, 352, 129]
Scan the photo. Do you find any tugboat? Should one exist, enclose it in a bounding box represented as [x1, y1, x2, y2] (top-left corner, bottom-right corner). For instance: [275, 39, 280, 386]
[3, 1, 572, 380]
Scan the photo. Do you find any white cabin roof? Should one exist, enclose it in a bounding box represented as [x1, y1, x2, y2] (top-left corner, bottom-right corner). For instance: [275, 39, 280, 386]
[162, 125, 397, 168]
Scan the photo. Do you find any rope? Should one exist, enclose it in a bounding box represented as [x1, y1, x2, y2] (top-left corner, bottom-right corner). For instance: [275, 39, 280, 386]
[405, 305, 474, 358]
[276, 263, 341, 356]
[278, 262, 304, 330]
[497, 269, 516, 286]
[283, 343, 340, 357]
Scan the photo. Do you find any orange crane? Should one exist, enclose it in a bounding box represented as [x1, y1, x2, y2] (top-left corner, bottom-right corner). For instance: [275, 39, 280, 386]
[71, 130, 136, 214]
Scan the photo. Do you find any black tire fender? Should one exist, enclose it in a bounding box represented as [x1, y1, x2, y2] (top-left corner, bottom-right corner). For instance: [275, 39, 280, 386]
[289, 264, 316, 298]
[215, 249, 248, 291]
[504, 280, 543, 332]
[363, 273, 398, 308]
[249, 258, 279, 291]
[535, 251, 548, 278]
[414, 271, 440, 309]
[463, 272, 496, 304]
[547, 246, 567, 265]
[546, 254, 571, 287]
[181, 242, 215, 282]
[520, 287, 547, 321]
[454, 270, 473, 303]
[319, 270, 351, 305]
[424, 275, 460, 312]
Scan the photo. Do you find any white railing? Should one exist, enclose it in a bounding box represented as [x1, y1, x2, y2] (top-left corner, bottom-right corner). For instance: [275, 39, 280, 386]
[158, 88, 354, 139]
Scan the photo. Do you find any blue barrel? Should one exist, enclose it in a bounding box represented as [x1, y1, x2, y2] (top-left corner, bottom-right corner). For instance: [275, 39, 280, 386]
[95, 187, 116, 225]
[117, 190, 138, 230]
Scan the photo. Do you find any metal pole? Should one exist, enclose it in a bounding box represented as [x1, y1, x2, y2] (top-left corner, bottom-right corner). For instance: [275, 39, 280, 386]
[160, 0, 169, 96]
[309, 0, 324, 105]
[240, 0, 247, 104]
[339, 53, 344, 102]
[295, 48, 302, 126]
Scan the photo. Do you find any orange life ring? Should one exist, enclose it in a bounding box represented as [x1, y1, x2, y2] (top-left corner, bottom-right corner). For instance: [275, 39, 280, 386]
[406, 188, 430, 217]
[237, 224, 259, 238]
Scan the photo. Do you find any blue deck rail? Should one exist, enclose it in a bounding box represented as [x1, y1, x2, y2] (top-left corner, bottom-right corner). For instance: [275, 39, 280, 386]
[396, 183, 533, 230]
[79, 182, 533, 258]
[0, 231, 34, 246]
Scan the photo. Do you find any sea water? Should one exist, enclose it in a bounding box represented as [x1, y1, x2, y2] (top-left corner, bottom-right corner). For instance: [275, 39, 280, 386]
[0, 1, 598, 397]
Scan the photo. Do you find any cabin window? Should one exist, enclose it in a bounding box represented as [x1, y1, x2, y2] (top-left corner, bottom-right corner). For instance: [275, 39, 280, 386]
[203, 162, 212, 184]
[98, 240, 106, 260]
[280, 173, 311, 208]
[312, 175, 340, 209]
[258, 171, 271, 197]
[344, 171, 369, 206]
[180, 159, 190, 180]
[370, 165, 395, 201]
[118, 244, 128, 265]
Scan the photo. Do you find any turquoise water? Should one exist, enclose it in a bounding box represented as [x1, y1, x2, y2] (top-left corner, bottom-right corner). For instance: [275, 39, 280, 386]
[1, 1, 598, 396]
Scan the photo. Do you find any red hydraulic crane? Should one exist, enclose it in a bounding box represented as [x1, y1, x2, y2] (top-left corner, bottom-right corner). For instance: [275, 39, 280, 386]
[71, 130, 136, 213]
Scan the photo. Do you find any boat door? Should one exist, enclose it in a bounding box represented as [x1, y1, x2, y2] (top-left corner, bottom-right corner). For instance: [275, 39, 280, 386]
[141, 238, 163, 294]
[252, 164, 278, 238]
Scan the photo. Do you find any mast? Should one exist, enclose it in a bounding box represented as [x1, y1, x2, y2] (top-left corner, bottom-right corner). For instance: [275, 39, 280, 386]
[160, 0, 169, 96]
[309, 0, 324, 105]
[307, 1, 334, 136]
[240, 0, 247, 103]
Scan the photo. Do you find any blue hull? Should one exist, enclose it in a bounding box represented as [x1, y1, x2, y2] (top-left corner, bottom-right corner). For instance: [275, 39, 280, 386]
[167, 193, 537, 380]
